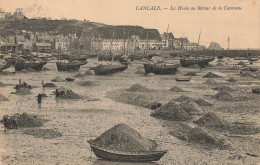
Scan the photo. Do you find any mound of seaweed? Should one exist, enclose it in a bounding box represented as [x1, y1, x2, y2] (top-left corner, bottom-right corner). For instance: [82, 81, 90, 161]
[127, 84, 150, 92]
[216, 63, 225, 67]
[51, 76, 65, 82]
[194, 113, 228, 129]
[1, 113, 43, 128]
[150, 101, 190, 121]
[78, 81, 100, 86]
[179, 100, 204, 115]
[195, 99, 213, 106]
[170, 86, 186, 92]
[0, 94, 8, 101]
[24, 128, 62, 139]
[84, 70, 95, 75]
[186, 127, 223, 147]
[226, 78, 236, 82]
[145, 101, 162, 110]
[0, 81, 4, 87]
[55, 88, 82, 99]
[241, 72, 257, 78]
[212, 91, 233, 101]
[135, 68, 145, 75]
[174, 95, 194, 102]
[74, 73, 85, 78]
[115, 92, 150, 107]
[91, 123, 157, 151]
[12, 88, 32, 95]
[203, 72, 222, 78]
[43, 83, 57, 88]
[204, 79, 220, 85]
[213, 85, 234, 91]
[184, 72, 198, 76]
[217, 59, 224, 62]
[169, 125, 224, 147]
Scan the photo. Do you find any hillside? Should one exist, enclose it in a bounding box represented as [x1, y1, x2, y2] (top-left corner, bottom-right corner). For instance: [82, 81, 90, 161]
[0, 19, 161, 40]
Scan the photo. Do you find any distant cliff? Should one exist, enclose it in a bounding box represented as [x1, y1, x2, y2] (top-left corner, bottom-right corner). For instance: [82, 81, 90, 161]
[0, 19, 161, 40]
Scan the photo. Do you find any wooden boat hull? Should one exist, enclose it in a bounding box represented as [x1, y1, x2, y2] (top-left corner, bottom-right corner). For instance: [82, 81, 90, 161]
[0, 64, 11, 71]
[143, 63, 180, 75]
[175, 78, 191, 81]
[14, 62, 47, 71]
[56, 62, 87, 71]
[88, 142, 167, 162]
[180, 58, 214, 67]
[94, 64, 128, 75]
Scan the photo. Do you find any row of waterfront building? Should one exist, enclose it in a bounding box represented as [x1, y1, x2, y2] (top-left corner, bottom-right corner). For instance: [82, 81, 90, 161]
[0, 30, 199, 53]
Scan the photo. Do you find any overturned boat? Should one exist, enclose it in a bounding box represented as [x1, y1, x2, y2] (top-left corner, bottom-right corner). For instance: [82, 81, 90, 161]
[88, 141, 167, 162]
[94, 64, 128, 75]
[14, 61, 47, 71]
[56, 61, 87, 71]
[143, 62, 180, 75]
[180, 57, 214, 67]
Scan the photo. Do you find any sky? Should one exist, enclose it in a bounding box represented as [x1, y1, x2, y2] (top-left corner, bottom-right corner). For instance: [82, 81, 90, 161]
[0, 0, 260, 49]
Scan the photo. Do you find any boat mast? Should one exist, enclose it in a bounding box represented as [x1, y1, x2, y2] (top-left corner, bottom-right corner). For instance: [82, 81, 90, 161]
[163, 24, 169, 60]
[127, 31, 129, 55]
[123, 27, 126, 54]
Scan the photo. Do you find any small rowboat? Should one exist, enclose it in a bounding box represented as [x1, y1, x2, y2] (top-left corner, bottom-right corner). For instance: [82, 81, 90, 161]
[175, 77, 191, 82]
[88, 141, 167, 162]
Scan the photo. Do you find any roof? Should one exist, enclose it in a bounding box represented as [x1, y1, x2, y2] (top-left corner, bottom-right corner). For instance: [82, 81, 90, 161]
[35, 43, 51, 47]
[182, 43, 198, 46]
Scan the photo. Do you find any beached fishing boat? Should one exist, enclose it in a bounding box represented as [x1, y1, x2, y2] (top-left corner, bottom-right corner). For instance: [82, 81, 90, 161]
[248, 58, 258, 62]
[0, 62, 11, 71]
[144, 63, 180, 75]
[180, 57, 215, 67]
[94, 64, 128, 75]
[88, 141, 167, 162]
[56, 61, 87, 71]
[175, 77, 191, 81]
[14, 61, 47, 71]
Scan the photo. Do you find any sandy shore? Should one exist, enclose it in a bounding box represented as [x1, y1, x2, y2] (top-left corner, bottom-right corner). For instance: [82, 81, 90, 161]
[0, 58, 259, 165]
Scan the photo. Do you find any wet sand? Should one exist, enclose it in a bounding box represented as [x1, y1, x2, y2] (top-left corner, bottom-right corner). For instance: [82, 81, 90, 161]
[0, 58, 260, 165]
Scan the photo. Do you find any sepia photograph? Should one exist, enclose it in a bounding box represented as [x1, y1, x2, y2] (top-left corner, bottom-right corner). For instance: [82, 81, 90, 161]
[0, 0, 259, 164]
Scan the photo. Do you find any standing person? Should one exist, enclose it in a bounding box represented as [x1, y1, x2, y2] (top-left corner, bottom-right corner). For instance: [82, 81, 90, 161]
[42, 80, 44, 89]
[19, 79, 21, 85]
[37, 93, 42, 105]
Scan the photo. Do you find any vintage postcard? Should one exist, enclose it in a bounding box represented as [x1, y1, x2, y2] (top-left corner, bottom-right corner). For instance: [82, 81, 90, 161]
[0, 0, 259, 164]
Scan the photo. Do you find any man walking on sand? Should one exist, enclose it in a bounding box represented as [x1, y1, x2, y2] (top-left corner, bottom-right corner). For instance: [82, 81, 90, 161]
[37, 93, 42, 105]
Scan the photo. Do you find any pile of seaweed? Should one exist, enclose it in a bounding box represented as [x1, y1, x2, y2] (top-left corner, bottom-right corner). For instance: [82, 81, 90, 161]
[51, 76, 65, 82]
[179, 100, 204, 115]
[24, 128, 62, 139]
[213, 85, 234, 91]
[212, 91, 233, 101]
[203, 72, 222, 78]
[216, 63, 225, 67]
[12, 88, 32, 95]
[169, 124, 224, 148]
[0, 81, 4, 87]
[146, 73, 156, 77]
[194, 113, 228, 130]
[184, 72, 198, 76]
[195, 98, 213, 106]
[237, 61, 245, 65]
[204, 79, 220, 85]
[1, 113, 43, 128]
[135, 68, 145, 75]
[78, 81, 100, 86]
[55, 88, 82, 99]
[241, 72, 257, 78]
[0, 94, 8, 101]
[226, 78, 236, 82]
[91, 123, 157, 151]
[43, 83, 57, 88]
[150, 101, 190, 121]
[84, 70, 95, 75]
[174, 95, 194, 102]
[127, 84, 150, 92]
[170, 86, 186, 92]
